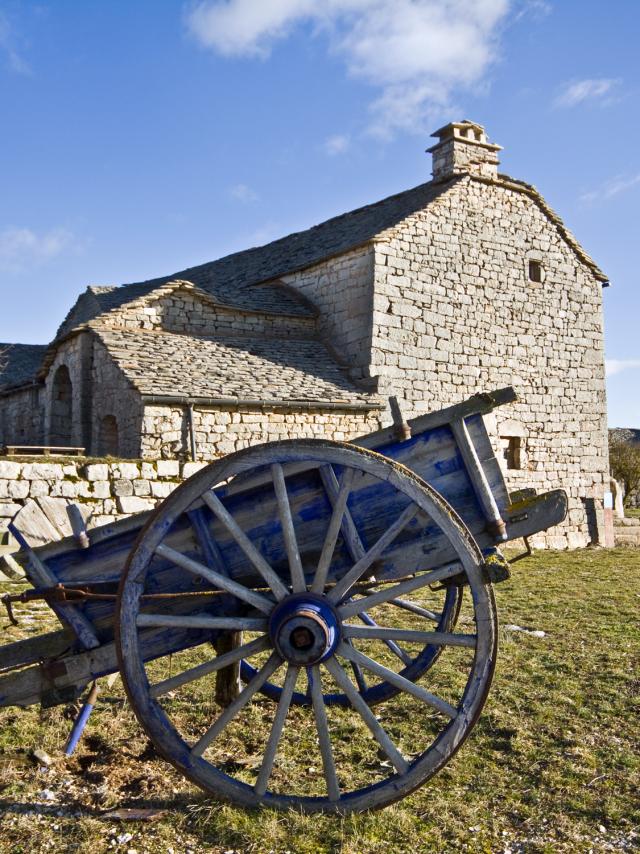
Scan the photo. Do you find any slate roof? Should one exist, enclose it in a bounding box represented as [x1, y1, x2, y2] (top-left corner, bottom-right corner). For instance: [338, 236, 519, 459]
[94, 328, 380, 407]
[0, 343, 48, 393]
[53, 168, 608, 343]
[55, 176, 461, 339]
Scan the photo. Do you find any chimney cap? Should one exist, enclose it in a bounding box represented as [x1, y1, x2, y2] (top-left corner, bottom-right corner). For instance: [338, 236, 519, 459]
[427, 120, 502, 154]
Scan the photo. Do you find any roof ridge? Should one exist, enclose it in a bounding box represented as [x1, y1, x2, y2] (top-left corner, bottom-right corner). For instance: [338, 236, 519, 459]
[486, 172, 609, 282]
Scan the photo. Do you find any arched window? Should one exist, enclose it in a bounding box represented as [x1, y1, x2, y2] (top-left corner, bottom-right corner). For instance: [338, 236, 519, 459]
[98, 415, 119, 457]
[50, 365, 73, 445]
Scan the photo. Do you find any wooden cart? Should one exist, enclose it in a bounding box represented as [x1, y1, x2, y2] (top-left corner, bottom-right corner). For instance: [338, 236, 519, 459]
[0, 387, 566, 813]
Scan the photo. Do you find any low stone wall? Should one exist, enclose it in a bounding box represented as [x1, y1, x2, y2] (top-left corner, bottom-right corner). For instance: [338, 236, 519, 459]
[0, 458, 209, 539]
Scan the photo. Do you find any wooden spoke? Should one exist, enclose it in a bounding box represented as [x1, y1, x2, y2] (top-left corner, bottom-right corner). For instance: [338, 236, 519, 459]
[344, 638, 368, 693]
[311, 467, 356, 594]
[337, 642, 458, 719]
[343, 625, 477, 649]
[191, 651, 283, 757]
[254, 665, 300, 796]
[324, 657, 409, 775]
[338, 562, 463, 619]
[389, 597, 441, 622]
[137, 614, 267, 632]
[318, 465, 365, 562]
[187, 507, 229, 576]
[328, 503, 421, 604]
[309, 666, 340, 802]
[357, 610, 412, 666]
[202, 490, 289, 601]
[155, 543, 275, 614]
[271, 464, 306, 593]
[150, 635, 270, 698]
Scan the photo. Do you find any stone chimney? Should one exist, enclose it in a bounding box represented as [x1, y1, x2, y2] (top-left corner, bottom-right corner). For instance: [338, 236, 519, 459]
[427, 120, 502, 181]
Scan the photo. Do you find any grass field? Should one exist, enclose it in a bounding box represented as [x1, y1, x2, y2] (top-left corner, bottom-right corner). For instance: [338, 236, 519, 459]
[0, 548, 638, 853]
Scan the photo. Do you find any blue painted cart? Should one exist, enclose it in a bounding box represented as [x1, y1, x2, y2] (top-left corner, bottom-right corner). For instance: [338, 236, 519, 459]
[0, 387, 566, 813]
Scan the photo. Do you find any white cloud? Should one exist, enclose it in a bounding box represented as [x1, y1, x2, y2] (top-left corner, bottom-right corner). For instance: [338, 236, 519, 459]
[186, 0, 511, 137]
[0, 227, 77, 272]
[580, 173, 640, 204]
[606, 359, 640, 378]
[324, 133, 350, 155]
[0, 11, 31, 75]
[229, 183, 259, 202]
[554, 78, 620, 109]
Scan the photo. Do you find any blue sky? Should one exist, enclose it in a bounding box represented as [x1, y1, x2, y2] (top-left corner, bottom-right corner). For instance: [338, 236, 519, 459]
[0, 0, 638, 426]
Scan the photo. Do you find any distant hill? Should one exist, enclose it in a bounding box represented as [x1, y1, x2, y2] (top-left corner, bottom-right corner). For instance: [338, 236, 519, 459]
[610, 428, 640, 445]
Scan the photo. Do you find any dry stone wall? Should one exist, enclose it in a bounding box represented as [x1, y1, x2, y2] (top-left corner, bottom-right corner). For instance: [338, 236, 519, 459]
[0, 458, 209, 540]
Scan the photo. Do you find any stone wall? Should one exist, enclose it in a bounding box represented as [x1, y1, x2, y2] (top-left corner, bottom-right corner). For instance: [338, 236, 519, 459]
[0, 457, 209, 540]
[96, 286, 317, 339]
[0, 385, 44, 448]
[140, 404, 382, 460]
[43, 334, 86, 448]
[283, 246, 375, 385]
[368, 175, 609, 548]
[90, 337, 143, 458]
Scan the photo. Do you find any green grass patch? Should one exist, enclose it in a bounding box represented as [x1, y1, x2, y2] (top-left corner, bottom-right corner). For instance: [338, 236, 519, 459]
[0, 548, 638, 853]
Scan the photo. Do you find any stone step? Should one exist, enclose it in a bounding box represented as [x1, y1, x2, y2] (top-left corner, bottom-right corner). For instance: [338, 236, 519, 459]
[614, 530, 640, 547]
[613, 517, 640, 529]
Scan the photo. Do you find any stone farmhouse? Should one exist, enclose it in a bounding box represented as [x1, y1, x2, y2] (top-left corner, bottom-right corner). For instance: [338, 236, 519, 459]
[0, 121, 610, 547]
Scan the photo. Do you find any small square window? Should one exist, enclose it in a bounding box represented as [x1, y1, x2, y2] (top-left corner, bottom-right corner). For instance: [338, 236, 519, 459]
[501, 436, 522, 470]
[528, 260, 542, 283]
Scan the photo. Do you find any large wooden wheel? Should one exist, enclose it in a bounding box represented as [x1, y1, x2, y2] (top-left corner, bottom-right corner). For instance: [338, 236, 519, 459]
[116, 440, 497, 813]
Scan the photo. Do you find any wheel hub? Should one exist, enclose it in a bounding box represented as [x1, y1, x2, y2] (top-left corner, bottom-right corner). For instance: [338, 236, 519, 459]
[269, 593, 341, 666]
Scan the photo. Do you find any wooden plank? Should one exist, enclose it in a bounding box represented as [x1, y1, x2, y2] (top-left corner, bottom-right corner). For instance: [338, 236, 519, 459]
[8, 524, 100, 650]
[0, 628, 78, 673]
[35, 497, 74, 539]
[451, 417, 506, 541]
[10, 501, 60, 549]
[0, 625, 211, 709]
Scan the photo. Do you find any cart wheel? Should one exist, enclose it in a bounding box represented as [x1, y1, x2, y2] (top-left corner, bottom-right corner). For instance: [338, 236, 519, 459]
[116, 440, 497, 814]
[240, 580, 463, 707]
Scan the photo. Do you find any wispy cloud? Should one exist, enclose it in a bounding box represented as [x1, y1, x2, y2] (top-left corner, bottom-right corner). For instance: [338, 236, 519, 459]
[581, 173, 640, 204]
[606, 359, 640, 378]
[324, 133, 350, 155]
[229, 183, 259, 203]
[0, 227, 78, 272]
[554, 77, 620, 109]
[0, 11, 31, 75]
[186, 0, 512, 138]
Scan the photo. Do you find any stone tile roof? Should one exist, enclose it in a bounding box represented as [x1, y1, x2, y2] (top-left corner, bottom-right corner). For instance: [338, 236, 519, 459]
[55, 177, 459, 338]
[491, 174, 608, 283]
[54, 170, 608, 342]
[0, 343, 48, 393]
[94, 328, 380, 407]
